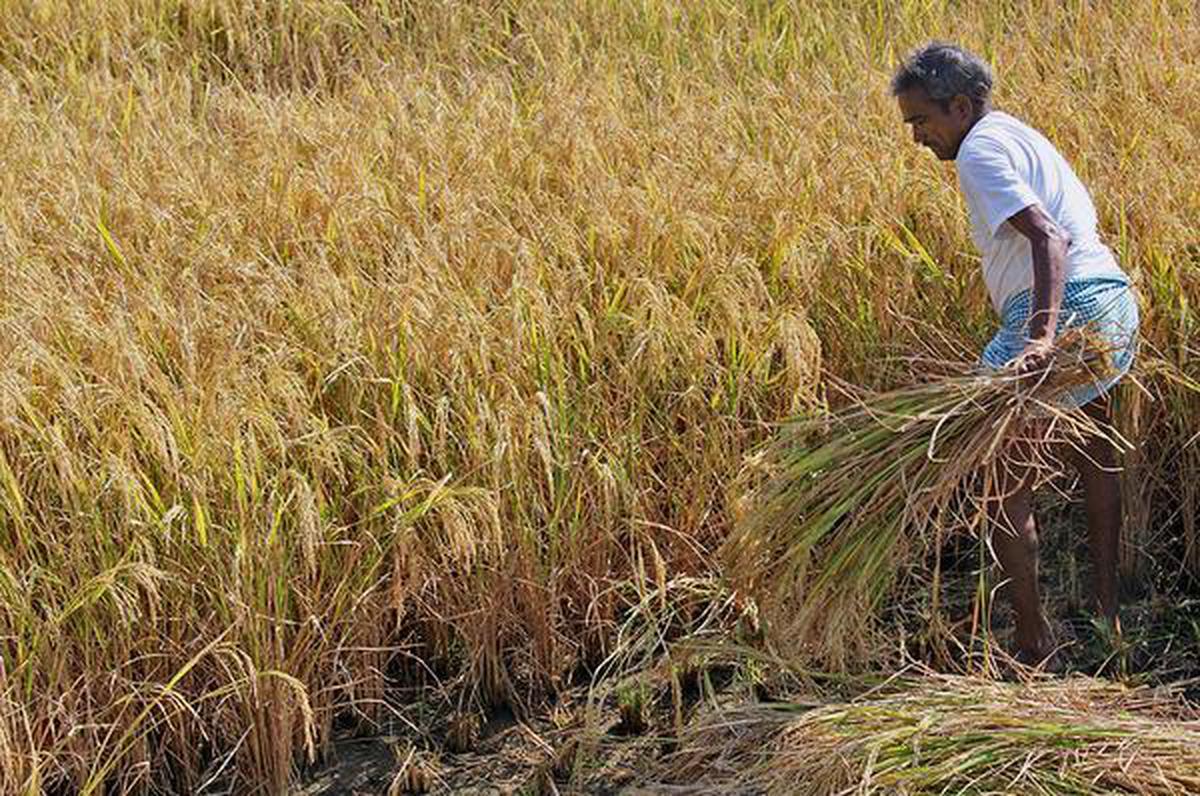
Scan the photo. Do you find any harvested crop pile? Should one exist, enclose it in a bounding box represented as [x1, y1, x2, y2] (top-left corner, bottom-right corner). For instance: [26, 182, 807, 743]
[722, 329, 1136, 664]
[651, 670, 1200, 795]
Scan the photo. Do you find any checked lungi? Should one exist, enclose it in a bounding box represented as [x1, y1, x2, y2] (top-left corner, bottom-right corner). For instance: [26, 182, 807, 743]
[980, 277, 1140, 408]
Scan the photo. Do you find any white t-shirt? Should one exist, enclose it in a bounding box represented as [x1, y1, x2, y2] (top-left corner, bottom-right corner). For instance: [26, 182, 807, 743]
[955, 111, 1125, 313]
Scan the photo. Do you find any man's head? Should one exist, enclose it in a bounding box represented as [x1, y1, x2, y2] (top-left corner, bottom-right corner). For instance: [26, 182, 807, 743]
[891, 42, 994, 161]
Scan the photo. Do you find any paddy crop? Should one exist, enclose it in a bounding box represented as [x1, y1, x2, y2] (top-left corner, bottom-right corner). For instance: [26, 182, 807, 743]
[0, 1, 1195, 792]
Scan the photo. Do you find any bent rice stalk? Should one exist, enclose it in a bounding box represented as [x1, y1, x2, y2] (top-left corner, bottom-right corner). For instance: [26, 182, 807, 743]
[654, 668, 1200, 795]
[723, 328, 1131, 663]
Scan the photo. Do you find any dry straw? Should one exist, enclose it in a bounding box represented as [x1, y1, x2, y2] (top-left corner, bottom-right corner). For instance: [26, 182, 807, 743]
[652, 668, 1200, 795]
[723, 328, 1134, 665]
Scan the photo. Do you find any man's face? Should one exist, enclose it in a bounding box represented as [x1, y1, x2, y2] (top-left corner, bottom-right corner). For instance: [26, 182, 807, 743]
[897, 87, 974, 161]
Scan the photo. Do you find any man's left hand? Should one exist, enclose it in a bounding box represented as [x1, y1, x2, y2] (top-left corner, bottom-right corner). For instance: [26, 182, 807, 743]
[1014, 337, 1054, 383]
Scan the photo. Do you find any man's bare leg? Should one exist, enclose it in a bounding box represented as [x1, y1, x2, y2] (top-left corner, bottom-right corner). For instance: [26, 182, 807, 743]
[1071, 396, 1121, 623]
[992, 397, 1122, 663]
[990, 458, 1055, 662]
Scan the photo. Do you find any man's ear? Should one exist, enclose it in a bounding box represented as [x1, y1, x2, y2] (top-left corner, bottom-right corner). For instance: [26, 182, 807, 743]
[951, 94, 973, 120]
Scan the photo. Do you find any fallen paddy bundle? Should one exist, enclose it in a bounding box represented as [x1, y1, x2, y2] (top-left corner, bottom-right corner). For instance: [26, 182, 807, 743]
[652, 670, 1200, 795]
[722, 328, 1129, 663]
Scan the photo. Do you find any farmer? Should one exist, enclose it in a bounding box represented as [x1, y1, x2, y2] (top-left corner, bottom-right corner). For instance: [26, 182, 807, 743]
[890, 42, 1139, 666]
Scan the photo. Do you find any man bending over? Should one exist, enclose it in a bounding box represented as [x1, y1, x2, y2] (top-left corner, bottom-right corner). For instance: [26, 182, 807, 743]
[891, 42, 1139, 665]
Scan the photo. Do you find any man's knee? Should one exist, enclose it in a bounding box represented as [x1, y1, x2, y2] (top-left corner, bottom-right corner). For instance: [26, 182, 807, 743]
[1070, 434, 1121, 490]
[993, 520, 1038, 553]
[989, 504, 1039, 565]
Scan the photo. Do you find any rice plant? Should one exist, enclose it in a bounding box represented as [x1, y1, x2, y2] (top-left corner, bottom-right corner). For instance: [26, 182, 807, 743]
[653, 668, 1200, 794]
[724, 329, 1148, 666]
[0, 0, 1195, 791]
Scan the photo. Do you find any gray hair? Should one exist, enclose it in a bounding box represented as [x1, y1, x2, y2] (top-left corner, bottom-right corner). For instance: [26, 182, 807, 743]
[890, 42, 994, 113]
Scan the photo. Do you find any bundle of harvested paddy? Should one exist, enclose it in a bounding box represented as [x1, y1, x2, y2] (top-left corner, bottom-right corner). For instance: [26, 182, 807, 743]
[652, 670, 1200, 795]
[722, 329, 1129, 663]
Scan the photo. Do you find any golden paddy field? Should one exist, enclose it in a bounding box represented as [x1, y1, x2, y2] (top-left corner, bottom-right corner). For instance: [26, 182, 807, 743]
[0, 1, 1196, 792]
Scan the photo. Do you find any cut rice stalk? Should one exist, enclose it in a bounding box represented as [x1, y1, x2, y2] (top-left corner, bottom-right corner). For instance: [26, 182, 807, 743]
[651, 670, 1200, 795]
[723, 328, 1131, 664]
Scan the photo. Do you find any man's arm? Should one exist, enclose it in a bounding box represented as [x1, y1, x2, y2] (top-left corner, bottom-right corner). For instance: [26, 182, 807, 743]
[1007, 204, 1071, 367]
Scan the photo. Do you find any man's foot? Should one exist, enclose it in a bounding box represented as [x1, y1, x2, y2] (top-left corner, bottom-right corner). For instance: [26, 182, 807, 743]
[997, 638, 1063, 680]
[1012, 644, 1063, 674]
[1011, 615, 1059, 672]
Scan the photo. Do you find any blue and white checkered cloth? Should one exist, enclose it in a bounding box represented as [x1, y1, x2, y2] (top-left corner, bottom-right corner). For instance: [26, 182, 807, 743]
[980, 277, 1139, 408]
